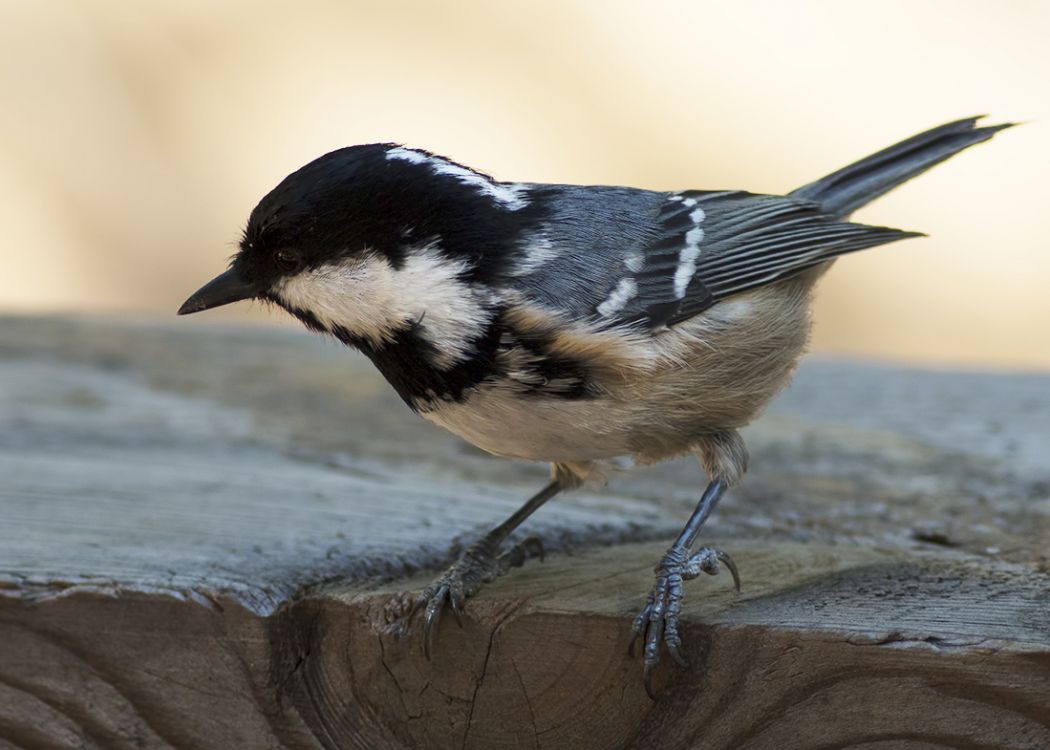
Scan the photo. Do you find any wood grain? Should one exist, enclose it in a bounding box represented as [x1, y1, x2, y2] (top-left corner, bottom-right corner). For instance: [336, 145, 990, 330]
[1, 315, 1048, 749]
[274, 542, 1050, 749]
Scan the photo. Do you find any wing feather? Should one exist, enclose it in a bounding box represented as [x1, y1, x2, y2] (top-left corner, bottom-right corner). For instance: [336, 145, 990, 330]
[607, 190, 920, 328]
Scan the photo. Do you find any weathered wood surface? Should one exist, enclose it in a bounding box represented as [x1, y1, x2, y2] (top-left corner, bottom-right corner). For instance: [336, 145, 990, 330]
[1, 314, 1048, 749]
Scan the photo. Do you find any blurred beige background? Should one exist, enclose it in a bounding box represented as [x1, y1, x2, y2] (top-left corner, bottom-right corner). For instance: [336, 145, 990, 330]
[1, 0, 1047, 369]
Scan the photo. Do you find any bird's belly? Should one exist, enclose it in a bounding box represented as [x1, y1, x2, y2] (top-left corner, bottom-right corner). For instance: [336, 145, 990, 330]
[422, 276, 818, 464]
[421, 391, 636, 463]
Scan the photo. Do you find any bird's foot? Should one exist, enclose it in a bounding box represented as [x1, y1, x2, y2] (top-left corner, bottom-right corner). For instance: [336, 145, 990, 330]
[408, 535, 544, 659]
[629, 546, 740, 699]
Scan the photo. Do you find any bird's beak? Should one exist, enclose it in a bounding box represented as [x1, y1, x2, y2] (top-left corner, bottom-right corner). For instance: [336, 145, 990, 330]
[177, 267, 257, 315]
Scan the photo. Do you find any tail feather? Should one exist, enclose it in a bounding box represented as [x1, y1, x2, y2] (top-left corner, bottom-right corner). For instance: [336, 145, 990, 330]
[791, 116, 1014, 217]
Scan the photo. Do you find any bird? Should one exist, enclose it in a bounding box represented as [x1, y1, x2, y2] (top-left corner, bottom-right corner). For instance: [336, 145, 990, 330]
[178, 116, 1012, 698]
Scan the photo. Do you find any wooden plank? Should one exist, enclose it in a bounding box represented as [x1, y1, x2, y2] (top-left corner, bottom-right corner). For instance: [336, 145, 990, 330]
[4, 543, 1048, 749]
[281, 541, 1050, 750]
[1, 314, 1049, 749]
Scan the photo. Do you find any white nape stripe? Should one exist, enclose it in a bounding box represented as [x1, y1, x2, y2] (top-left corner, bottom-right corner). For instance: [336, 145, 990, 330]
[673, 206, 707, 299]
[385, 147, 429, 165]
[431, 162, 529, 210]
[624, 250, 644, 273]
[597, 278, 638, 317]
[276, 244, 493, 369]
[385, 146, 528, 210]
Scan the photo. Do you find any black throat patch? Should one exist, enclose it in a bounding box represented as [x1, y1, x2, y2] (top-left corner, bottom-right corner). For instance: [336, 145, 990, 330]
[284, 303, 597, 410]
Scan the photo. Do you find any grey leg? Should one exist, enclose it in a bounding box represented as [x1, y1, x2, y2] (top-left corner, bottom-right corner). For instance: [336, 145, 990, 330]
[410, 478, 565, 659]
[630, 478, 741, 699]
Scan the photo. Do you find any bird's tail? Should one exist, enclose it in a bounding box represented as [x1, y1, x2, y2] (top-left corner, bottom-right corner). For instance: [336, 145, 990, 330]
[791, 116, 1014, 217]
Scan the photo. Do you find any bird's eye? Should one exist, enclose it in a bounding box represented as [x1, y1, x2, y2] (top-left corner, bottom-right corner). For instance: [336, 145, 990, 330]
[275, 249, 299, 269]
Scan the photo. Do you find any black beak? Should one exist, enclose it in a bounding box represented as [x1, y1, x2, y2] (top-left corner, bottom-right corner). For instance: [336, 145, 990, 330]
[177, 267, 257, 315]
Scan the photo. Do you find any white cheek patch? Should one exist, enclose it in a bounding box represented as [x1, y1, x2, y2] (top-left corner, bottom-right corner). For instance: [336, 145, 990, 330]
[396, 249, 498, 368]
[276, 256, 395, 343]
[385, 146, 528, 210]
[275, 245, 495, 369]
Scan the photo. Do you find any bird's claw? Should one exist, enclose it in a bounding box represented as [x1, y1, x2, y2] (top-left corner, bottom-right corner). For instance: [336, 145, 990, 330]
[683, 547, 741, 591]
[406, 535, 544, 659]
[629, 545, 739, 699]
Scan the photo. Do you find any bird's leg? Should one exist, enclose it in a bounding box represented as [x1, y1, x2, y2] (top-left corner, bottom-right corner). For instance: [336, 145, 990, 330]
[409, 477, 566, 659]
[629, 479, 739, 697]
[631, 432, 746, 699]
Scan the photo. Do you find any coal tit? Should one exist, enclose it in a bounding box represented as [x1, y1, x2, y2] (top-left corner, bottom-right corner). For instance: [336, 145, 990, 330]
[179, 116, 1011, 697]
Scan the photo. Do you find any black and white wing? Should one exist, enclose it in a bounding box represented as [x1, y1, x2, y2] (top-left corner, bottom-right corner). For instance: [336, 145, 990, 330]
[606, 190, 920, 329]
[506, 185, 918, 331]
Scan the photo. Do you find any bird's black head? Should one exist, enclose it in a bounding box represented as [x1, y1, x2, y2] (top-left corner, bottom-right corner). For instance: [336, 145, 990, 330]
[178, 143, 540, 327]
[238, 143, 397, 292]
